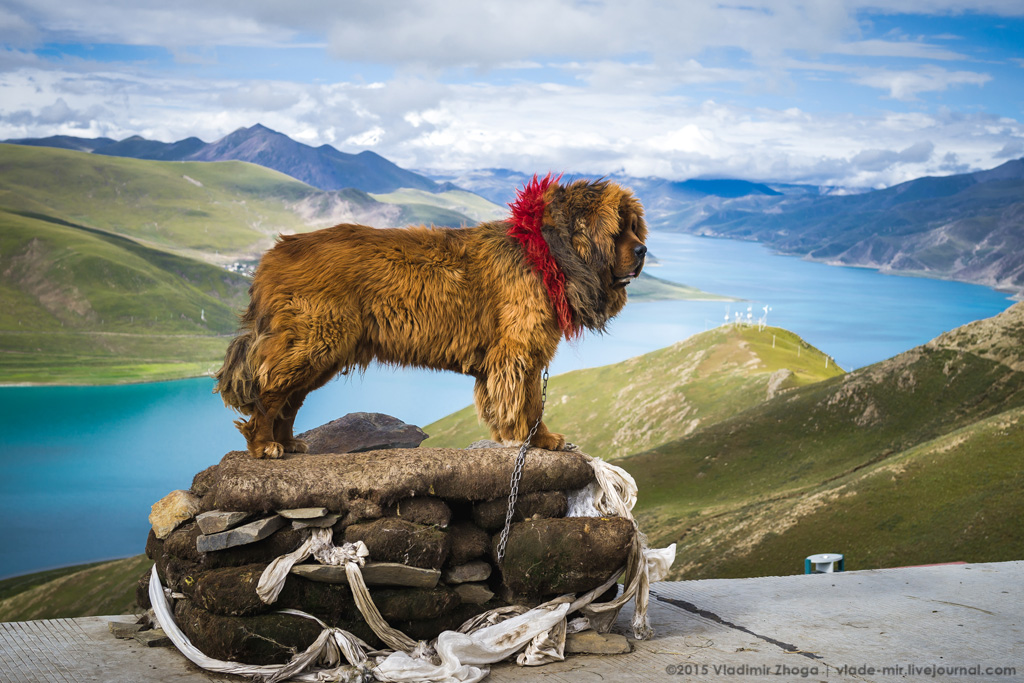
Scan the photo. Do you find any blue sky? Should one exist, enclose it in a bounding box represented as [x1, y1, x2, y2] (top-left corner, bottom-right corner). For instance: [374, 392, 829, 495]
[1, 1, 1022, 188]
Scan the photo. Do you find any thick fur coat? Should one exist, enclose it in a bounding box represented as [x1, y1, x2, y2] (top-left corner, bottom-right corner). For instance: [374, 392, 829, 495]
[215, 177, 647, 458]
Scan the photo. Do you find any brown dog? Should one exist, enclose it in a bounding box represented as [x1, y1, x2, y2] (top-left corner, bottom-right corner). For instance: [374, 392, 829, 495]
[215, 176, 647, 458]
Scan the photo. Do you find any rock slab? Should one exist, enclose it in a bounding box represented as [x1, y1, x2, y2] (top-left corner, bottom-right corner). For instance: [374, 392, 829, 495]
[196, 510, 250, 535]
[196, 515, 286, 553]
[443, 561, 491, 584]
[297, 412, 428, 454]
[202, 447, 595, 514]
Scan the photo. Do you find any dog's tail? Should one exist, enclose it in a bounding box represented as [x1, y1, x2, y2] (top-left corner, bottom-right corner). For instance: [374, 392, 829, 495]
[214, 322, 260, 415]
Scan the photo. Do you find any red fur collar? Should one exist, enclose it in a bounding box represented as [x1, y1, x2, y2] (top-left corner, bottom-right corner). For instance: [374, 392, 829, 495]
[507, 174, 578, 340]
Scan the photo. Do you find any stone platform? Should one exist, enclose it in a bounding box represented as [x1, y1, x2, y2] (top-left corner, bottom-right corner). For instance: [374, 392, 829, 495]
[2, 561, 1020, 682]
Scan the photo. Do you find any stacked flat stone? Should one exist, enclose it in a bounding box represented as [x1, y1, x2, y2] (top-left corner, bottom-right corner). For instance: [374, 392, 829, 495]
[142, 414, 635, 665]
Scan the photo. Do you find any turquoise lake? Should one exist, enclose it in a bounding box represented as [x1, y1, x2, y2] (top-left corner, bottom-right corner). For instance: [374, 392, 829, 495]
[0, 232, 1014, 579]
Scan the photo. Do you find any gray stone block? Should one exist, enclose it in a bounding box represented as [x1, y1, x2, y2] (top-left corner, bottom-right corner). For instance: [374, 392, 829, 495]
[196, 510, 250, 535]
[277, 507, 330, 519]
[108, 621, 143, 639]
[453, 583, 494, 605]
[196, 515, 285, 553]
[291, 514, 341, 529]
[443, 561, 492, 584]
[133, 628, 172, 648]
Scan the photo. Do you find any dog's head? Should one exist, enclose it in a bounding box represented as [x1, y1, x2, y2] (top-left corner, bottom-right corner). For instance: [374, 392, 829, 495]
[542, 179, 648, 331]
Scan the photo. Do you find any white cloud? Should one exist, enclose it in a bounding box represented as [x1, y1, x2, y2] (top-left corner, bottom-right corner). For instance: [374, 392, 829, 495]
[831, 39, 970, 61]
[0, 1, 1022, 191]
[850, 141, 935, 172]
[994, 139, 1024, 158]
[853, 66, 992, 101]
[2, 62, 1021, 189]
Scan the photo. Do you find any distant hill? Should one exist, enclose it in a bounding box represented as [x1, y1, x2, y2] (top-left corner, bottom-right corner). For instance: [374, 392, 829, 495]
[425, 324, 842, 460]
[429, 159, 1024, 300]
[0, 207, 250, 383]
[5, 134, 116, 153]
[0, 144, 484, 383]
[6, 124, 448, 194]
[685, 158, 1024, 297]
[0, 555, 150, 622]
[625, 301, 1024, 579]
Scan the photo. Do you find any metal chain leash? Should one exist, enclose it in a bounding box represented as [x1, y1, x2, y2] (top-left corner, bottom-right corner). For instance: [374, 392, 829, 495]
[496, 367, 549, 564]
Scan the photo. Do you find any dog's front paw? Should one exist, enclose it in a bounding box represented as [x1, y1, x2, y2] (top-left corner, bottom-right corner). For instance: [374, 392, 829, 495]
[533, 431, 566, 451]
[283, 438, 309, 454]
[250, 441, 285, 459]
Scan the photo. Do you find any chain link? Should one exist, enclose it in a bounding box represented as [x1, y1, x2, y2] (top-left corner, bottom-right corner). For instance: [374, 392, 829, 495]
[496, 367, 549, 564]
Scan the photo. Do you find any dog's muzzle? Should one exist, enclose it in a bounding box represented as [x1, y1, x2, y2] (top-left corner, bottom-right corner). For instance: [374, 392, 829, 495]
[614, 245, 647, 287]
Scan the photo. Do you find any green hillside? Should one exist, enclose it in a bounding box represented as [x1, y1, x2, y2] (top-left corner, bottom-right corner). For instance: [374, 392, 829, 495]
[0, 143, 317, 260]
[0, 143, 481, 262]
[0, 555, 150, 622]
[625, 302, 1024, 579]
[424, 324, 843, 460]
[0, 144, 486, 383]
[0, 209, 249, 383]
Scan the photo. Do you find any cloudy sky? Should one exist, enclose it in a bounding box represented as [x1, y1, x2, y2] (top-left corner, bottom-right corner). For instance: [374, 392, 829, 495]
[1, 1, 1022, 188]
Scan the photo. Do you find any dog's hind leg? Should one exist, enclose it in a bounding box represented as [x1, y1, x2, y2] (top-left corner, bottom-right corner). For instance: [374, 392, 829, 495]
[253, 309, 359, 458]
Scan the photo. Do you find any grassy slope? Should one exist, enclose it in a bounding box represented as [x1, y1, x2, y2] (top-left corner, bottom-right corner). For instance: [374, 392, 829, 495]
[0, 555, 151, 622]
[424, 325, 842, 460]
[0, 209, 249, 383]
[0, 143, 317, 260]
[626, 303, 1024, 579]
[0, 145, 490, 383]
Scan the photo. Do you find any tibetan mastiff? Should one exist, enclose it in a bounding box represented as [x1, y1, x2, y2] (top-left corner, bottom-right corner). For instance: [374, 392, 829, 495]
[215, 175, 647, 458]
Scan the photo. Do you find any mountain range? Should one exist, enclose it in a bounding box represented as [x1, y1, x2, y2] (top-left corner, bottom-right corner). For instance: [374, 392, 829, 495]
[681, 159, 1024, 297]
[7, 126, 807, 209]
[8, 125, 1023, 296]
[6, 124, 449, 194]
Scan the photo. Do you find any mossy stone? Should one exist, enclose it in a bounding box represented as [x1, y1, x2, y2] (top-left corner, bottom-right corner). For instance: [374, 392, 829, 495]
[497, 517, 634, 598]
[344, 518, 450, 570]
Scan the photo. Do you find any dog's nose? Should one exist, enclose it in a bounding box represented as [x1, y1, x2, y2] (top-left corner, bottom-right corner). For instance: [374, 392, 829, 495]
[634, 244, 647, 258]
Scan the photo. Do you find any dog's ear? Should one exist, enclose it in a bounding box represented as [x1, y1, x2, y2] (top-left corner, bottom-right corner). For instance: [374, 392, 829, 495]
[619, 193, 647, 243]
[571, 217, 594, 262]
